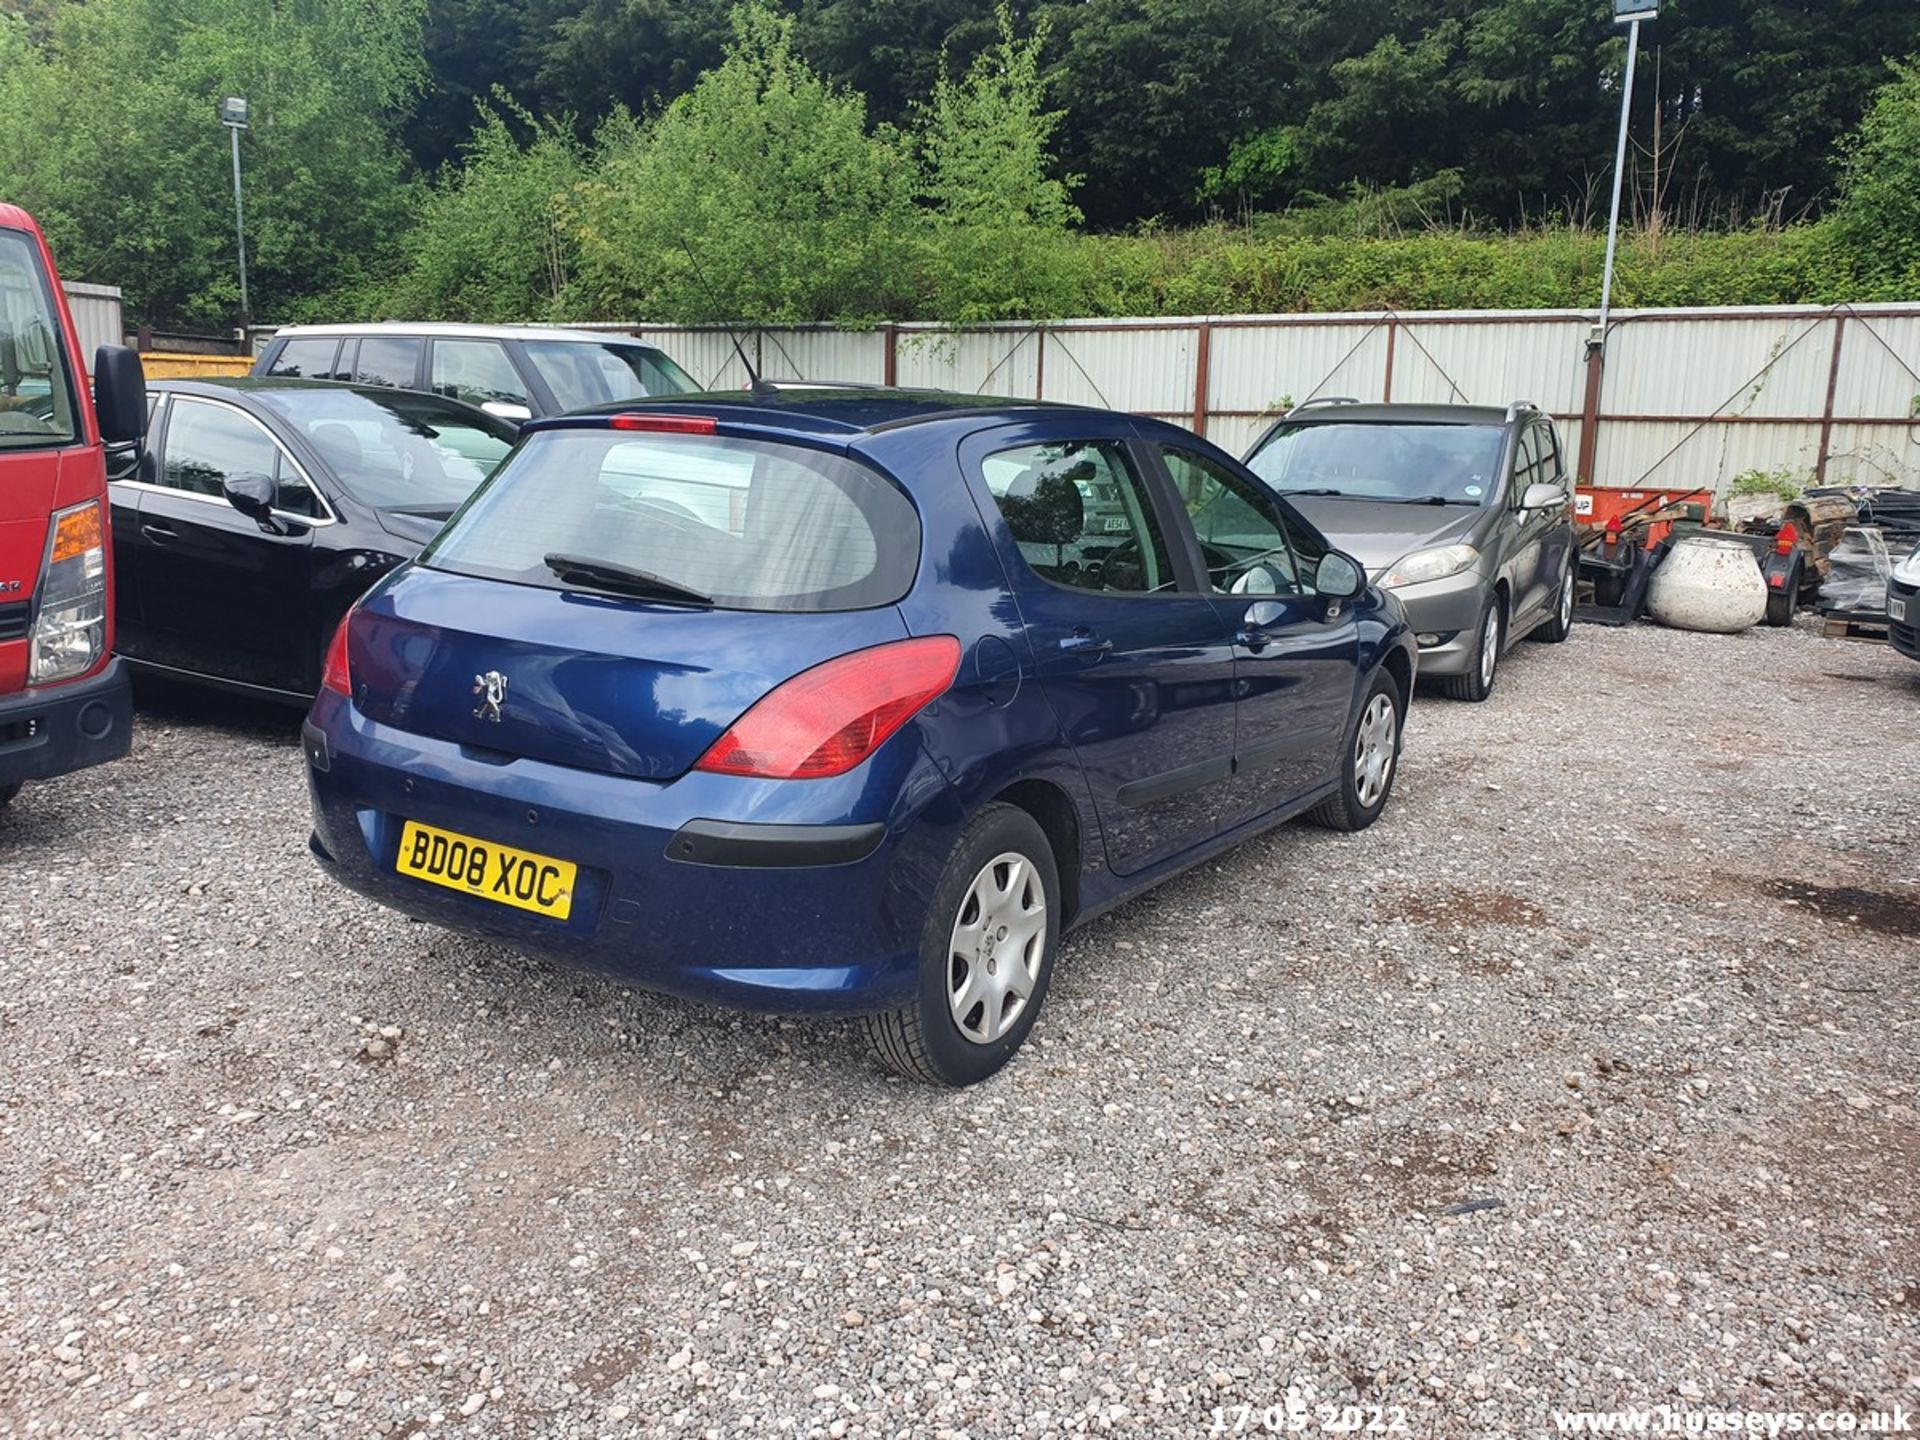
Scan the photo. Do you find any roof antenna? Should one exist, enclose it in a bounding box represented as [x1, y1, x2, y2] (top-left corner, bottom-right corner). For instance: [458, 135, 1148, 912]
[678, 239, 776, 400]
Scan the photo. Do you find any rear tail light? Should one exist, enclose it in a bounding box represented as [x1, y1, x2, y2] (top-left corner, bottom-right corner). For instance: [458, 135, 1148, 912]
[319, 607, 356, 699]
[1774, 522, 1798, 557]
[694, 636, 962, 780]
[29, 500, 108, 685]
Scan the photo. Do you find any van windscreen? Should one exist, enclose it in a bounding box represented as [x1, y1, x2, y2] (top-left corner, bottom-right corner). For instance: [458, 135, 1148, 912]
[0, 229, 79, 451]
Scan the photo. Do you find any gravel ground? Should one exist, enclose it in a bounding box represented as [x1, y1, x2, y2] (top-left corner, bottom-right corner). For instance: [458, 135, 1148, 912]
[2, 619, 1917, 1440]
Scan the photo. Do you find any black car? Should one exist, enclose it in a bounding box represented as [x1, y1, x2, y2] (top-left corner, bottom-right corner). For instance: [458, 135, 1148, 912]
[109, 379, 516, 701]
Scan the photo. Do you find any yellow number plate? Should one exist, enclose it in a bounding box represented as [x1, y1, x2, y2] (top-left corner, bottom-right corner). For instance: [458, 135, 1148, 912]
[395, 820, 577, 920]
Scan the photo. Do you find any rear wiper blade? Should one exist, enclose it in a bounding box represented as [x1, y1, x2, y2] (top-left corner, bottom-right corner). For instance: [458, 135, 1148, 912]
[543, 553, 713, 606]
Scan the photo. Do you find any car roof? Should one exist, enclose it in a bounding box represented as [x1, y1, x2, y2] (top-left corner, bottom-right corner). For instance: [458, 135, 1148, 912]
[145, 377, 514, 426]
[149, 376, 464, 401]
[267, 322, 672, 348]
[1277, 402, 1517, 427]
[550, 387, 1099, 439]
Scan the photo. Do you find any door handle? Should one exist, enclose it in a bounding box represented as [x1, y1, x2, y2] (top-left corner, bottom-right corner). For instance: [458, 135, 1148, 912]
[140, 521, 179, 544]
[1058, 629, 1113, 655]
[1235, 599, 1287, 650]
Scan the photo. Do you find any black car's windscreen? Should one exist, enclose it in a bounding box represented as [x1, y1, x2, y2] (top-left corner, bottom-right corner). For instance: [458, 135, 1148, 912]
[0, 228, 79, 452]
[421, 430, 920, 612]
[257, 388, 513, 511]
[1247, 421, 1505, 504]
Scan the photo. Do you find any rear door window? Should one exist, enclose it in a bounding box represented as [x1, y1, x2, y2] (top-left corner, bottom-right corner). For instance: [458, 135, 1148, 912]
[979, 440, 1176, 594]
[422, 429, 917, 612]
[265, 338, 340, 380]
[353, 336, 422, 389]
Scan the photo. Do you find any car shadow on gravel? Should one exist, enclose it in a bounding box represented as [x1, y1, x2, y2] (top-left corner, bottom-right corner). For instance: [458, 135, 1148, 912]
[130, 672, 304, 744]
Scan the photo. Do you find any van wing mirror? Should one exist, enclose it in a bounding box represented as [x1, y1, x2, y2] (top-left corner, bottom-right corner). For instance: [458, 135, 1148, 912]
[93, 344, 148, 448]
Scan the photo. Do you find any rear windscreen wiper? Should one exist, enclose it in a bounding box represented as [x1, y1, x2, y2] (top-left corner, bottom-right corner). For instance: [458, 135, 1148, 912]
[543, 553, 713, 606]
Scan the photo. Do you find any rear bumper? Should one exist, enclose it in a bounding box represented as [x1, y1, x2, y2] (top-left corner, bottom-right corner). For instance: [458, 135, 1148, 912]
[0, 658, 133, 788]
[303, 693, 962, 1015]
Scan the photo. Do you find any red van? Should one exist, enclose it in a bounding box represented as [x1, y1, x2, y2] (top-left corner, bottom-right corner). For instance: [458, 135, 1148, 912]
[0, 203, 146, 807]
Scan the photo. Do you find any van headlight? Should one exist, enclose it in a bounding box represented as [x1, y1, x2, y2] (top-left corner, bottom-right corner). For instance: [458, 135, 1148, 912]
[1379, 544, 1479, 590]
[29, 500, 108, 685]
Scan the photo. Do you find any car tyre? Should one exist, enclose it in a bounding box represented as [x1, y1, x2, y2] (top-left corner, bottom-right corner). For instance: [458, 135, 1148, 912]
[1309, 668, 1404, 833]
[1532, 561, 1576, 644]
[862, 802, 1060, 1088]
[1441, 596, 1502, 702]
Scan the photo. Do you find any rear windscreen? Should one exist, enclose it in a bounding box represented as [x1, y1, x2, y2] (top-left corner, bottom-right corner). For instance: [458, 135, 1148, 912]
[421, 429, 919, 612]
[0, 229, 79, 452]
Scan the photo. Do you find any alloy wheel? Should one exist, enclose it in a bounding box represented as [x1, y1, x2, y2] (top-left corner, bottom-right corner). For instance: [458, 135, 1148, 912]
[947, 852, 1047, 1046]
[1353, 693, 1398, 809]
[1479, 606, 1501, 689]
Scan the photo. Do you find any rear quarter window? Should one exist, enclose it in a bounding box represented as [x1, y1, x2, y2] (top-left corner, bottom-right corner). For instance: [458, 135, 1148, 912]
[422, 429, 919, 613]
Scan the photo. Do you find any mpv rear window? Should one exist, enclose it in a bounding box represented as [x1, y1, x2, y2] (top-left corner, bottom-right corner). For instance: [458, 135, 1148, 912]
[421, 428, 919, 612]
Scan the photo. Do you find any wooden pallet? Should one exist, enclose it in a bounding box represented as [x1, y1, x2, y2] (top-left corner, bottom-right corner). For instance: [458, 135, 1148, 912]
[1821, 612, 1889, 642]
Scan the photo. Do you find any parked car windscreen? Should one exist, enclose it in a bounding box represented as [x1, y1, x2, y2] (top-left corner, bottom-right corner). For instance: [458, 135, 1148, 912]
[1247, 421, 1504, 505]
[521, 341, 697, 410]
[256, 387, 514, 512]
[421, 428, 919, 612]
[0, 228, 79, 450]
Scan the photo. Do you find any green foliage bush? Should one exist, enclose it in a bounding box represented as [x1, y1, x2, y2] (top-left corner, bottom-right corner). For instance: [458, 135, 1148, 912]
[1831, 60, 1920, 295]
[566, 4, 918, 324]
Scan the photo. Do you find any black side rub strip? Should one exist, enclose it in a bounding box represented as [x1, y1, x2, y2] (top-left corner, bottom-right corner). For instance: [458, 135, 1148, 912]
[666, 819, 887, 868]
[1116, 755, 1232, 809]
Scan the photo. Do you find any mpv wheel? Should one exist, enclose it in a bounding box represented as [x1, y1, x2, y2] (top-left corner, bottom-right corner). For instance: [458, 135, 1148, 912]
[1310, 669, 1404, 833]
[1441, 597, 1502, 702]
[863, 803, 1059, 1087]
[1533, 563, 1575, 644]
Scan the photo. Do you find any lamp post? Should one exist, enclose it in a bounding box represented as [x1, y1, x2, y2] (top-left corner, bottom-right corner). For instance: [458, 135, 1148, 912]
[1596, 2, 1656, 348]
[219, 96, 250, 326]
[1577, 2, 1657, 486]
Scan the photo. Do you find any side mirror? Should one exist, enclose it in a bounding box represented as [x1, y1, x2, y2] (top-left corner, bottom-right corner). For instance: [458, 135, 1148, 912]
[93, 344, 147, 447]
[222, 472, 280, 529]
[1522, 481, 1569, 511]
[1317, 551, 1366, 601]
[481, 400, 533, 425]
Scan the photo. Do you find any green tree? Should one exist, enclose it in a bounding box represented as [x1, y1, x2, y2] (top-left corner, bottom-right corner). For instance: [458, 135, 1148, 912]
[0, 0, 425, 327]
[568, 2, 917, 322]
[1831, 59, 1920, 293]
[382, 97, 588, 321]
[918, 3, 1081, 321]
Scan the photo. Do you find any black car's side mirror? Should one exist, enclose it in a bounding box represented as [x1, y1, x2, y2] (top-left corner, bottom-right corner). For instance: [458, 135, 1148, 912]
[1317, 551, 1366, 601]
[93, 344, 147, 448]
[222, 472, 283, 532]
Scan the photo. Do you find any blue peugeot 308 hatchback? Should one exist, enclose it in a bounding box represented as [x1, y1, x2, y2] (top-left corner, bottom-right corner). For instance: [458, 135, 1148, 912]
[304, 389, 1416, 1085]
